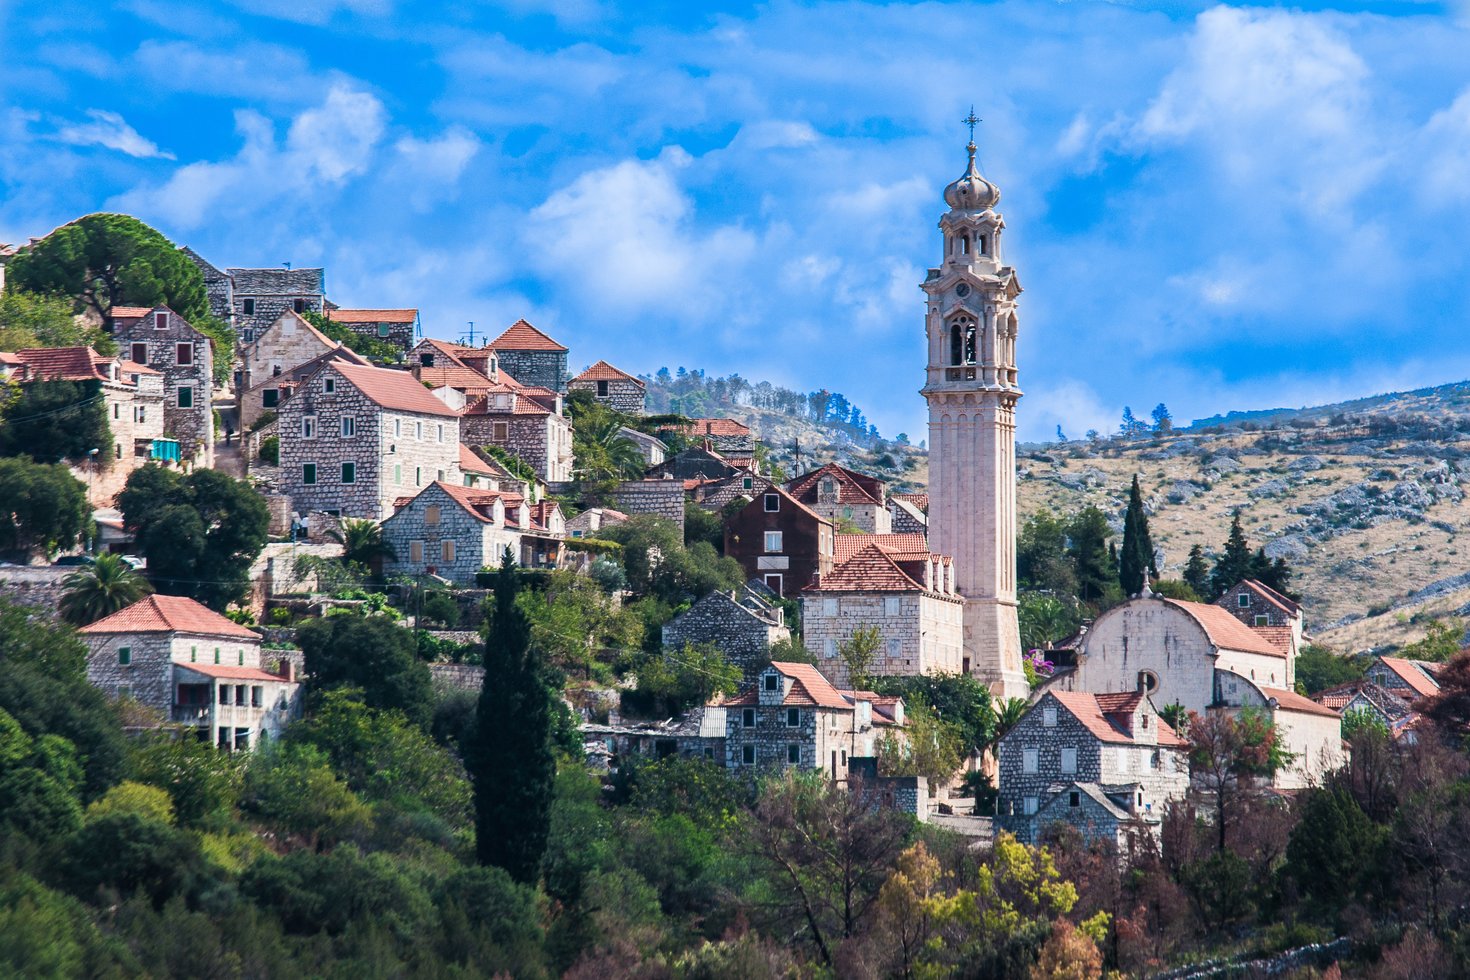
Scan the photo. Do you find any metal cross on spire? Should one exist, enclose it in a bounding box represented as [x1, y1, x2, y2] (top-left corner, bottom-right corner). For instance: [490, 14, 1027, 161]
[963, 107, 981, 144]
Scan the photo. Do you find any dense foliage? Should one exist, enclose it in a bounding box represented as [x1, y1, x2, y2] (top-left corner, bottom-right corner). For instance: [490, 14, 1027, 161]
[0, 378, 111, 463]
[0, 456, 91, 560]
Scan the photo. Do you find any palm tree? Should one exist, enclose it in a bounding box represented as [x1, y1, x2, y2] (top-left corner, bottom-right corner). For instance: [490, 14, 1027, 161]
[59, 553, 152, 626]
[325, 518, 397, 573]
[576, 414, 646, 481]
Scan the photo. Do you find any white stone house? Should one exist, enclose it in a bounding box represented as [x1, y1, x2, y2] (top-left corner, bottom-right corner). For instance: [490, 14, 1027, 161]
[568, 360, 646, 415]
[997, 689, 1189, 846]
[277, 360, 462, 520]
[719, 662, 904, 783]
[79, 594, 301, 751]
[110, 306, 215, 468]
[1212, 670, 1345, 789]
[381, 480, 525, 583]
[803, 543, 964, 688]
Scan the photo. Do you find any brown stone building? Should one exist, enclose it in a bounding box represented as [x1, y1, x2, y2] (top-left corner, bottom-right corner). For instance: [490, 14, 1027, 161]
[785, 463, 892, 533]
[227, 267, 326, 344]
[488, 319, 568, 392]
[569, 360, 646, 415]
[240, 311, 371, 431]
[663, 583, 791, 682]
[724, 486, 834, 597]
[111, 306, 216, 468]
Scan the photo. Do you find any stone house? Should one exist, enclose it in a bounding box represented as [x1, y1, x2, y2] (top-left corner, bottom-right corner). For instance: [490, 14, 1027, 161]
[382, 481, 525, 583]
[725, 487, 834, 597]
[662, 583, 792, 681]
[488, 319, 568, 392]
[1365, 655, 1441, 702]
[277, 360, 462, 519]
[996, 689, 1189, 846]
[785, 463, 892, 533]
[569, 360, 646, 414]
[240, 310, 370, 430]
[583, 707, 727, 767]
[459, 385, 573, 484]
[614, 479, 686, 532]
[521, 500, 566, 569]
[241, 345, 371, 439]
[409, 338, 503, 385]
[1217, 579, 1304, 659]
[110, 306, 215, 468]
[1212, 670, 1345, 789]
[78, 594, 301, 751]
[647, 446, 741, 482]
[719, 662, 903, 782]
[618, 427, 666, 466]
[325, 308, 418, 355]
[694, 471, 774, 514]
[660, 418, 755, 455]
[227, 267, 326, 344]
[1315, 679, 1421, 740]
[566, 507, 630, 539]
[182, 247, 235, 329]
[5, 347, 170, 505]
[888, 493, 928, 535]
[802, 543, 963, 687]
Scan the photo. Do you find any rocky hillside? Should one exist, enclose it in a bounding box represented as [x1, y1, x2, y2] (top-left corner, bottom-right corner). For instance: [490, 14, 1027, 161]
[1018, 394, 1470, 655]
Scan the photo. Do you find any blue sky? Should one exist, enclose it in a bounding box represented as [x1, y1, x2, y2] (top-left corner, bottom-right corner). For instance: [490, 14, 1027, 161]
[3, 0, 1470, 442]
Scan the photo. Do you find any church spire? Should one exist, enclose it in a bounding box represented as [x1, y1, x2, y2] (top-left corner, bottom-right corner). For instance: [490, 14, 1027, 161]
[944, 109, 1001, 211]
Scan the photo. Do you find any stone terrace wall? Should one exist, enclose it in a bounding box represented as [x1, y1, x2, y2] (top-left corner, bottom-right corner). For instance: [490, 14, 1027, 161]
[0, 566, 69, 617]
[616, 480, 686, 533]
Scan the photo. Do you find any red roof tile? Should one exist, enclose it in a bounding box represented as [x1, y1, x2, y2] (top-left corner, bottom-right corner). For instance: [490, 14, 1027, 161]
[1260, 685, 1341, 718]
[1164, 599, 1286, 658]
[675, 418, 751, 438]
[1048, 691, 1186, 747]
[330, 362, 460, 417]
[892, 492, 929, 512]
[807, 544, 922, 593]
[410, 481, 505, 523]
[117, 359, 159, 376]
[14, 347, 108, 381]
[1252, 625, 1296, 655]
[785, 463, 885, 506]
[328, 309, 418, 324]
[176, 663, 291, 683]
[489, 318, 567, 352]
[574, 360, 644, 385]
[110, 306, 153, 320]
[80, 595, 260, 640]
[834, 533, 929, 565]
[1376, 656, 1441, 699]
[459, 445, 496, 475]
[417, 362, 496, 391]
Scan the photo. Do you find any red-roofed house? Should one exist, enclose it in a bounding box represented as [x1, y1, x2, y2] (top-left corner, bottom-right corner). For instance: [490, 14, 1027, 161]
[489, 319, 568, 392]
[785, 463, 892, 533]
[660, 417, 754, 454]
[110, 306, 216, 468]
[1366, 655, 1442, 701]
[724, 486, 834, 597]
[459, 385, 573, 484]
[997, 687, 1189, 846]
[326, 308, 419, 353]
[382, 480, 527, 583]
[568, 360, 646, 414]
[1217, 579, 1305, 659]
[1213, 670, 1346, 788]
[278, 360, 462, 519]
[79, 595, 300, 751]
[801, 543, 963, 687]
[719, 661, 905, 782]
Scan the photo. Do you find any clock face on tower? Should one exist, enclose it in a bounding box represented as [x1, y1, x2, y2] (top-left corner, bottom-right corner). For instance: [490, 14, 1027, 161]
[955, 283, 971, 298]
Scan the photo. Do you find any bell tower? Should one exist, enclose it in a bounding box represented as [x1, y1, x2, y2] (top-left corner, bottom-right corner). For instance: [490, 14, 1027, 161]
[920, 114, 1027, 699]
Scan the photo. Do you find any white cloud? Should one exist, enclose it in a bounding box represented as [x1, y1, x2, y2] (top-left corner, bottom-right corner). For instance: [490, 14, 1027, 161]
[132, 40, 328, 104]
[53, 109, 173, 159]
[1418, 87, 1470, 206]
[1022, 379, 1117, 443]
[224, 0, 391, 26]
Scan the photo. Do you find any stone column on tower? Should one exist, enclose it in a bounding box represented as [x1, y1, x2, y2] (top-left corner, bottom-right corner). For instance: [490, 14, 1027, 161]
[919, 132, 1028, 700]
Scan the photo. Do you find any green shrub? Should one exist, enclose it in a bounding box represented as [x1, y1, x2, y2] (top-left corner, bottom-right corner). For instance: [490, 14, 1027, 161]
[258, 435, 279, 466]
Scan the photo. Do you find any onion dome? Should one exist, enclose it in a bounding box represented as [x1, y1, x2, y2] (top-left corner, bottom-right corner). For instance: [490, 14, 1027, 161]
[943, 141, 1001, 211]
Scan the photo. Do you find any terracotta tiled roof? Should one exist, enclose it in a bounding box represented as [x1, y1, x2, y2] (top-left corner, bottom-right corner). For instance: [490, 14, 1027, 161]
[328, 309, 418, 324]
[463, 392, 551, 416]
[892, 492, 929, 513]
[79, 595, 260, 640]
[13, 347, 109, 381]
[1047, 691, 1187, 747]
[574, 360, 644, 385]
[331, 362, 459, 417]
[785, 463, 885, 506]
[110, 306, 153, 320]
[489, 318, 567, 352]
[773, 662, 851, 708]
[807, 544, 922, 593]
[529, 500, 560, 525]
[1251, 625, 1296, 655]
[1315, 681, 1414, 718]
[1164, 599, 1286, 658]
[1375, 656, 1441, 699]
[673, 417, 751, 438]
[1241, 579, 1301, 615]
[459, 445, 496, 475]
[1260, 685, 1341, 718]
[175, 663, 291, 683]
[417, 362, 495, 391]
[397, 481, 505, 524]
[116, 358, 159, 376]
[834, 533, 930, 565]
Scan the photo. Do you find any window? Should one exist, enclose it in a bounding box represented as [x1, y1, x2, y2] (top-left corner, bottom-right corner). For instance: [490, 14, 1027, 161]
[238, 650, 244, 665]
[824, 638, 837, 658]
[135, 405, 146, 423]
[1023, 797, 1039, 815]
[131, 342, 147, 363]
[252, 686, 262, 707]
[118, 647, 131, 665]
[341, 462, 356, 483]
[764, 673, 780, 692]
[492, 422, 508, 441]
[886, 638, 901, 661]
[1117, 747, 1130, 772]
[821, 598, 838, 617]
[377, 323, 391, 338]
[243, 298, 255, 316]
[394, 463, 402, 485]
[214, 648, 221, 664]
[299, 416, 316, 439]
[763, 574, 782, 596]
[742, 745, 756, 765]
[409, 540, 423, 562]
[742, 476, 753, 490]
[596, 380, 609, 397]
[415, 466, 422, 486]
[1254, 614, 1269, 626]
[1069, 791, 1081, 808]
[218, 685, 229, 704]
[787, 744, 801, 764]
[175, 343, 193, 366]
[1060, 747, 1077, 773]
[302, 463, 317, 485]
[262, 388, 279, 408]
[114, 442, 121, 459]
[154, 312, 167, 330]
[242, 328, 254, 343]
[176, 386, 193, 408]
[442, 540, 456, 562]
[340, 416, 355, 437]
[190, 646, 197, 663]
[1238, 593, 1251, 608]
[421, 352, 435, 367]
[324, 377, 335, 393]
[786, 707, 801, 727]
[293, 298, 305, 313]
[415, 421, 423, 439]
[425, 505, 440, 525]
[763, 493, 779, 512]
[1138, 670, 1158, 693]
[884, 596, 901, 617]
[763, 531, 783, 552]
[743, 708, 755, 727]
[1023, 747, 1039, 774]
[436, 424, 444, 443]
[394, 419, 401, 436]
[1042, 705, 1057, 728]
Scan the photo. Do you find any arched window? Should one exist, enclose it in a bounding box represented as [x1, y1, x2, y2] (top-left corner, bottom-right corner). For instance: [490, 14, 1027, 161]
[950, 323, 963, 366]
[959, 233, 969, 255]
[1138, 670, 1158, 693]
[964, 318, 977, 364]
[978, 234, 988, 255]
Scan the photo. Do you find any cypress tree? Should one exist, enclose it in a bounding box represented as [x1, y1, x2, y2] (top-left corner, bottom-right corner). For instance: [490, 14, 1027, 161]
[1210, 512, 1254, 600]
[1183, 545, 1212, 599]
[469, 554, 553, 884]
[1119, 475, 1156, 596]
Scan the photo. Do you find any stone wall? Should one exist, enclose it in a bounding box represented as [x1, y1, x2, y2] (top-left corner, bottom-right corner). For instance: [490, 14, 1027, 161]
[616, 479, 686, 532]
[382, 483, 521, 585]
[0, 566, 69, 616]
[804, 591, 964, 688]
[568, 377, 645, 415]
[87, 373, 165, 505]
[85, 633, 174, 707]
[341, 318, 415, 353]
[113, 310, 215, 467]
[431, 663, 486, 691]
[461, 410, 572, 484]
[804, 500, 892, 534]
[243, 312, 333, 395]
[661, 590, 790, 682]
[496, 349, 566, 392]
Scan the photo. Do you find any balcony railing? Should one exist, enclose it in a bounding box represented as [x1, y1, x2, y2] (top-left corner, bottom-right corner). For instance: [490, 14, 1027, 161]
[171, 705, 209, 725]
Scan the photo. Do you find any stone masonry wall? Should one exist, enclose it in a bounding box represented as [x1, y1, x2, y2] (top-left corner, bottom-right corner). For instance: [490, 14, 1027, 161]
[461, 412, 570, 483]
[804, 591, 964, 688]
[496, 349, 566, 392]
[616, 480, 686, 532]
[85, 634, 174, 708]
[114, 310, 215, 467]
[569, 377, 645, 415]
[382, 483, 521, 584]
[661, 591, 790, 682]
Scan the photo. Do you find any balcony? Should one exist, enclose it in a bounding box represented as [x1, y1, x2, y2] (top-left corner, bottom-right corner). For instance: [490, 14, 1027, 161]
[171, 704, 209, 725]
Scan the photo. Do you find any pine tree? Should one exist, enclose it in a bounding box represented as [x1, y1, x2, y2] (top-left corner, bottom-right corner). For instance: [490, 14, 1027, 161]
[1120, 406, 1139, 438]
[469, 555, 554, 884]
[1151, 403, 1174, 432]
[1210, 513, 1254, 600]
[1068, 507, 1115, 604]
[1119, 475, 1156, 596]
[1183, 545, 1212, 599]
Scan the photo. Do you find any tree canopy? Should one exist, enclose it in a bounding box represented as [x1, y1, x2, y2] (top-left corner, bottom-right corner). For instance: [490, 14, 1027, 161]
[0, 379, 111, 464]
[0, 457, 90, 560]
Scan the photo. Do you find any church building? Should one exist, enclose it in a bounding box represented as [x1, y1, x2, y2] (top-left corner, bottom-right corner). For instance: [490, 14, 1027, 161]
[920, 121, 1028, 698]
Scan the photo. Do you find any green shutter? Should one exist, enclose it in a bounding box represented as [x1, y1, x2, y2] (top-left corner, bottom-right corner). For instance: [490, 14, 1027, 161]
[118, 647, 131, 665]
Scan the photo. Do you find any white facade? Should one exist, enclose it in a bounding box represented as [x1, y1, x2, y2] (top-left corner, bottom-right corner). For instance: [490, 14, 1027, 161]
[920, 138, 1026, 697]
